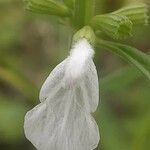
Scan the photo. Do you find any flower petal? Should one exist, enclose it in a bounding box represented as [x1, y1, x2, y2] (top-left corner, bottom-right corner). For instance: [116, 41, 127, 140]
[25, 38, 100, 149]
[39, 59, 67, 102]
[24, 87, 99, 150]
[80, 60, 99, 112]
[40, 58, 99, 112]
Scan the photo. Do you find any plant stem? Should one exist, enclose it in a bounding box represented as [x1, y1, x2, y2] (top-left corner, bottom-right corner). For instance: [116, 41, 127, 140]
[74, 0, 94, 30]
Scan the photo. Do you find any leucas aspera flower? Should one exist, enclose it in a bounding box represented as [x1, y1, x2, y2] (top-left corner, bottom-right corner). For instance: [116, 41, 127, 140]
[24, 38, 100, 150]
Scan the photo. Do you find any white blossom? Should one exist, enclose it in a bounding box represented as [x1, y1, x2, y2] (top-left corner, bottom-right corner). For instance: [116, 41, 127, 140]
[24, 38, 100, 150]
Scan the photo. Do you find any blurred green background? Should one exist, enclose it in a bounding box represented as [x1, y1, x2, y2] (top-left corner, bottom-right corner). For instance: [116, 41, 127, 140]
[0, 0, 150, 150]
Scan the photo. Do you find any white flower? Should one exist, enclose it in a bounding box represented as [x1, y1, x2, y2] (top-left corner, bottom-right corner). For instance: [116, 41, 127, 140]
[24, 38, 100, 150]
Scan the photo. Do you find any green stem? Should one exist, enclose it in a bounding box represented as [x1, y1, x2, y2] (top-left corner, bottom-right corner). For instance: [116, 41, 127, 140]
[74, 0, 94, 29]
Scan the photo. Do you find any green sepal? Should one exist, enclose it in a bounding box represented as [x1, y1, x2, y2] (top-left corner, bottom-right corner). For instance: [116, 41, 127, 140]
[91, 14, 133, 39]
[113, 3, 149, 25]
[24, 0, 71, 17]
[73, 26, 96, 45]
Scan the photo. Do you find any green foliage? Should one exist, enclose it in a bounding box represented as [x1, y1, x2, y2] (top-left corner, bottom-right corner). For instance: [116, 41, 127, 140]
[63, 0, 75, 8]
[101, 66, 142, 94]
[0, 65, 38, 101]
[74, 0, 94, 29]
[91, 3, 148, 39]
[0, 94, 27, 142]
[25, 0, 71, 17]
[97, 40, 150, 80]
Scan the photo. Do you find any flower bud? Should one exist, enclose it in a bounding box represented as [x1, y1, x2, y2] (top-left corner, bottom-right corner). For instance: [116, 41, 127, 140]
[113, 3, 149, 25]
[24, 0, 71, 17]
[91, 14, 132, 39]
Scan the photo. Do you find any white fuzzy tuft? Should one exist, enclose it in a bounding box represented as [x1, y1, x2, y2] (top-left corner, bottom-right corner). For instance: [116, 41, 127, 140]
[64, 38, 94, 87]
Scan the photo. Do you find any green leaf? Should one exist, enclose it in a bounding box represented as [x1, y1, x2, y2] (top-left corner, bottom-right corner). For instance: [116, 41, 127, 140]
[0, 66, 38, 101]
[95, 102, 128, 150]
[91, 14, 133, 39]
[113, 3, 149, 25]
[0, 95, 27, 142]
[96, 39, 150, 80]
[101, 66, 142, 94]
[129, 111, 150, 150]
[25, 0, 71, 17]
